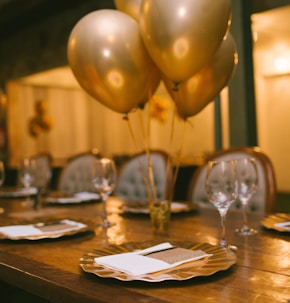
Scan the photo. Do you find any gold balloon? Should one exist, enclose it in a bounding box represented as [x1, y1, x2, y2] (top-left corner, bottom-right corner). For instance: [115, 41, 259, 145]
[140, 0, 231, 83]
[67, 9, 160, 114]
[164, 33, 238, 119]
[114, 0, 142, 21]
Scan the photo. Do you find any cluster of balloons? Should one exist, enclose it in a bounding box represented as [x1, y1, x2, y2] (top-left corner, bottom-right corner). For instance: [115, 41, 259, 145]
[67, 0, 238, 120]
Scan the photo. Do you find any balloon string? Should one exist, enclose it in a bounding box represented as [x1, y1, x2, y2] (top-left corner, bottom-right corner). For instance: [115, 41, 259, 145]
[138, 109, 149, 151]
[167, 108, 181, 200]
[124, 113, 153, 202]
[165, 104, 176, 201]
[167, 88, 184, 202]
[145, 97, 158, 202]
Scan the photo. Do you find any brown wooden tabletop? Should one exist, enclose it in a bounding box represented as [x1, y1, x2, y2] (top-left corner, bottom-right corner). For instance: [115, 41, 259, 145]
[0, 196, 289, 303]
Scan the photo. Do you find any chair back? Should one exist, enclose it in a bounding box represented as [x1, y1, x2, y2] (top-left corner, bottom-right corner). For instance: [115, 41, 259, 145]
[187, 147, 277, 214]
[57, 151, 99, 194]
[115, 150, 170, 202]
[30, 152, 52, 192]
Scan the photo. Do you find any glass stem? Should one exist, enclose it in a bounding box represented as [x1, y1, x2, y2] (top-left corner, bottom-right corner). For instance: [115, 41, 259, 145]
[101, 193, 109, 225]
[219, 210, 227, 247]
[241, 200, 250, 231]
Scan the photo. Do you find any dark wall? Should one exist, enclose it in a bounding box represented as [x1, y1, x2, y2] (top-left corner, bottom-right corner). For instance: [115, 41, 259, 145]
[0, 0, 115, 85]
[0, 0, 289, 86]
[252, 0, 290, 13]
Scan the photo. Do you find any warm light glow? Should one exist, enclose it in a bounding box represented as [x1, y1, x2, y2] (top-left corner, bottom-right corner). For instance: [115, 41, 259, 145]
[178, 7, 186, 18]
[103, 49, 111, 58]
[274, 56, 290, 74]
[261, 42, 290, 76]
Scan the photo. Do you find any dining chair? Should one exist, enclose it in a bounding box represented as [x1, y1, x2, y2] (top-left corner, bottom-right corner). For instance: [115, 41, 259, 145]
[57, 149, 101, 194]
[115, 150, 171, 202]
[187, 146, 277, 214]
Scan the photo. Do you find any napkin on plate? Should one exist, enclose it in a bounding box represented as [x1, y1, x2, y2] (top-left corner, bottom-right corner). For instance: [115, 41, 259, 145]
[171, 202, 188, 211]
[46, 192, 99, 204]
[95, 242, 212, 277]
[122, 202, 188, 214]
[0, 219, 86, 239]
[274, 221, 290, 231]
[0, 187, 37, 197]
[74, 192, 100, 200]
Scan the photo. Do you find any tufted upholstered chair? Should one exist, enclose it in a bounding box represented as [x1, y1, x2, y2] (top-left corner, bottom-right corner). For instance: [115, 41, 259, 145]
[57, 150, 100, 194]
[187, 146, 277, 214]
[115, 150, 171, 202]
[26, 152, 52, 193]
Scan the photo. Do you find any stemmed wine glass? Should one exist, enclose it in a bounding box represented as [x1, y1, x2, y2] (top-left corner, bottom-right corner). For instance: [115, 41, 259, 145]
[205, 160, 238, 248]
[19, 158, 36, 189]
[235, 157, 258, 236]
[91, 158, 117, 228]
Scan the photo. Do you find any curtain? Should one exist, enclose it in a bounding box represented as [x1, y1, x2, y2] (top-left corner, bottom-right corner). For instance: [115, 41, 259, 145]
[6, 80, 215, 168]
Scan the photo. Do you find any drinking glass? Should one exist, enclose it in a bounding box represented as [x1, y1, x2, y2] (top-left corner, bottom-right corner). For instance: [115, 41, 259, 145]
[19, 158, 36, 189]
[205, 160, 238, 248]
[235, 157, 258, 236]
[92, 158, 117, 228]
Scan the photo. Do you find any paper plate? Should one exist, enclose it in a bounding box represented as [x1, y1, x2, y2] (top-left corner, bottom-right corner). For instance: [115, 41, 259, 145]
[80, 241, 236, 282]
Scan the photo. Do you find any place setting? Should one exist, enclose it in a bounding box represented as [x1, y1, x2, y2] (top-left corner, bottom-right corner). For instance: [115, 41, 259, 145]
[43, 191, 100, 205]
[0, 186, 38, 198]
[120, 200, 198, 215]
[0, 158, 38, 198]
[79, 240, 237, 282]
[0, 216, 94, 240]
[79, 156, 262, 284]
[79, 158, 245, 283]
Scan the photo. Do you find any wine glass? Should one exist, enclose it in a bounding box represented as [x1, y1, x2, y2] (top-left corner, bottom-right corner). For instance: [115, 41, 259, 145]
[235, 157, 258, 236]
[19, 158, 36, 189]
[91, 158, 117, 228]
[205, 160, 238, 248]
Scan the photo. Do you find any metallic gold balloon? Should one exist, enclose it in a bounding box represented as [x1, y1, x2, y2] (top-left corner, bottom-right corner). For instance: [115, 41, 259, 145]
[67, 9, 160, 114]
[140, 0, 231, 83]
[114, 0, 142, 21]
[164, 33, 238, 119]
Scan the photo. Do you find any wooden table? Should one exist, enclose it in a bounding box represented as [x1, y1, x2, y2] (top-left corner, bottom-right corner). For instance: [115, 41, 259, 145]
[0, 197, 289, 303]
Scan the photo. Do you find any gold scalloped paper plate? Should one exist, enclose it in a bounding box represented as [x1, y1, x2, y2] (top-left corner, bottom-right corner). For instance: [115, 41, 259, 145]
[44, 192, 100, 205]
[260, 213, 290, 232]
[0, 218, 93, 240]
[121, 201, 198, 215]
[80, 241, 237, 282]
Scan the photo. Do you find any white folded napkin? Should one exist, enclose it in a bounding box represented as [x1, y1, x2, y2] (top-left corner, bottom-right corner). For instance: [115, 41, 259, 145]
[74, 192, 100, 200]
[0, 187, 37, 197]
[123, 202, 188, 214]
[95, 242, 212, 277]
[0, 219, 86, 239]
[46, 192, 100, 204]
[46, 197, 80, 204]
[171, 202, 188, 211]
[274, 221, 290, 231]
